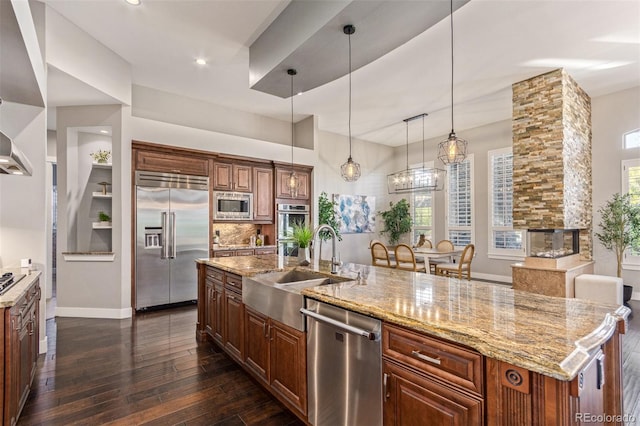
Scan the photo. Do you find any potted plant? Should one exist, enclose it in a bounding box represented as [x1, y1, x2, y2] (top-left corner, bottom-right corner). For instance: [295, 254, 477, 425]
[317, 191, 342, 253]
[90, 149, 111, 164]
[595, 193, 640, 278]
[292, 221, 313, 264]
[98, 211, 112, 225]
[378, 198, 412, 246]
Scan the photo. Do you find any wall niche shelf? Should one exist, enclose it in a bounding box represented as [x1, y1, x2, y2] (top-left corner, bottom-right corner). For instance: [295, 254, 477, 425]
[92, 222, 112, 229]
[92, 162, 112, 169]
[62, 252, 116, 262]
[92, 192, 112, 198]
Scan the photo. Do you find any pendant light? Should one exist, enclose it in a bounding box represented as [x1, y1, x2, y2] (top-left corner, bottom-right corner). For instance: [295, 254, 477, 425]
[340, 24, 361, 182]
[286, 68, 300, 197]
[437, 0, 468, 165]
[387, 113, 445, 194]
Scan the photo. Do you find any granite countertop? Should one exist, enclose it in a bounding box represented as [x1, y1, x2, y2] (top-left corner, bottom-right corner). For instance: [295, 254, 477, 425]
[198, 255, 630, 381]
[0, 269, 42, 307]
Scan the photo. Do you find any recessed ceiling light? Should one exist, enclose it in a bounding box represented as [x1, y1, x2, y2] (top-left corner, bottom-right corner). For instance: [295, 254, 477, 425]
[100, 130, 109, 134]
[125, 0, 141, 5]
[0, 159, 9, 163]
[297, 91, 303, 96]
[12, 171, 23, 175]
[195, 58, 207, 66]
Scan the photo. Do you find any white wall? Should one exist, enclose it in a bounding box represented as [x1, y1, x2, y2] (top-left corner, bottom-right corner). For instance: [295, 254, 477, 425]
[592, 86, 640, 297]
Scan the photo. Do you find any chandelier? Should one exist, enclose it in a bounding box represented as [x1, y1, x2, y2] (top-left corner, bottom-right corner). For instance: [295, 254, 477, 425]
[387, 113, 445, 194]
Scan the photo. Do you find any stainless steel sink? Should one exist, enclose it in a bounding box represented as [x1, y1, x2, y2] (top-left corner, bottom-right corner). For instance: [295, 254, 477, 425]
[242, 269, 351, 331]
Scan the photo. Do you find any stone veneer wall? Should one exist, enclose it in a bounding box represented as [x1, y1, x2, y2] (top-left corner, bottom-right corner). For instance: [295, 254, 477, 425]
[512, 69, 593, 259]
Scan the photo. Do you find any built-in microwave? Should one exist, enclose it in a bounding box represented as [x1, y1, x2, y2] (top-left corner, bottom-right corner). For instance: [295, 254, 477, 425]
[213, 191, 253, 221]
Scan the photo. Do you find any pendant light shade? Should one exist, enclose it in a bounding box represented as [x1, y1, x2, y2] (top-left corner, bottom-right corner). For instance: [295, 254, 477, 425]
[287, 68, 300, 197]
[387, 113, 445, 194]
[340, 24, 361, 182]
[437, 0, 468, 165]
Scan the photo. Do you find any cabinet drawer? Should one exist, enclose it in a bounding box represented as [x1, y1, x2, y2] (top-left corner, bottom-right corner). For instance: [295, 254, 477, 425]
[255, 247, 276, 255]
[213, 250, 234, 258]
[206, 267, 224, 285]
[235, 249, 255, 256]
[383, 323, 483, 396]
[226, 273, 243, 293]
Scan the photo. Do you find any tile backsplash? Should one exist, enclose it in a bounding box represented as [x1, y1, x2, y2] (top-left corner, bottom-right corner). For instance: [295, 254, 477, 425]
[214, 224, 262, 245]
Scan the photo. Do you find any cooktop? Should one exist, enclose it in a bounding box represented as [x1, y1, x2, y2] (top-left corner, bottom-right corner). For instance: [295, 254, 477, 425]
[0, 272, 25, 295]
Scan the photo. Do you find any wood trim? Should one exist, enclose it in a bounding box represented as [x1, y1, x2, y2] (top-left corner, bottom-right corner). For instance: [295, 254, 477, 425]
[603, 328, 624, 423]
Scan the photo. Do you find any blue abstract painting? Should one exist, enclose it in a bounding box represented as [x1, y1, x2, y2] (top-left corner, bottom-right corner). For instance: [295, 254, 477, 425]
[333, 194, 375, 234]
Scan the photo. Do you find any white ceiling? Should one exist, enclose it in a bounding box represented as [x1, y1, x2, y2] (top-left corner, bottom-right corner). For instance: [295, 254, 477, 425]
[43, 0, 640, 146]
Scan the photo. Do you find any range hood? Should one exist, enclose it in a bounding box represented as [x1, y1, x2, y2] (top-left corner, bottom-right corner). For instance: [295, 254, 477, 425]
[0, 131, 33, 176]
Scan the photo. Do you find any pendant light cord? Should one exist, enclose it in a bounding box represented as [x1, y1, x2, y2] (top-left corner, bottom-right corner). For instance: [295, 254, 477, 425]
[348, 29, 353, 158]
[450, 0, 455, 134]
[422, 114, 425, 168]
[291, 72, 294, 167]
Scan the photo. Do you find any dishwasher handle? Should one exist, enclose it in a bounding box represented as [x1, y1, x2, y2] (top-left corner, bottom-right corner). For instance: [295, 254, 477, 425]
[300, 308, 378, 341]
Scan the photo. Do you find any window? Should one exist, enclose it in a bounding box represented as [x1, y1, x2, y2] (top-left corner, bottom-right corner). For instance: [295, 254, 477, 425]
[411, 163, 435, 244]
[623, 158, 640, 268]
[488, 148, 525, 259]
[445, 156, 473, 247]
[624, 129, 640, 150]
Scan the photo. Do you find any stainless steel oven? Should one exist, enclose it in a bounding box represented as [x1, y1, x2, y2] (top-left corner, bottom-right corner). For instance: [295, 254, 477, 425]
[277, 203, 310, 255]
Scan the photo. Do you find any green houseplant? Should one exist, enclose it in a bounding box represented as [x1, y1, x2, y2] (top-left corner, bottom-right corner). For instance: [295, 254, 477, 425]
[292, 221, 313, 264]
[98, 211, 111, 223]
[595, 193, 640, 277]
[317, 192, 342, 252]
[378, 198, 412, 246]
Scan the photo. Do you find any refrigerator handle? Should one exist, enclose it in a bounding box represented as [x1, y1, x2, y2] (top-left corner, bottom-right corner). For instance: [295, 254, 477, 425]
[161, 211, 169, 259]
[170, 212, 177, 259]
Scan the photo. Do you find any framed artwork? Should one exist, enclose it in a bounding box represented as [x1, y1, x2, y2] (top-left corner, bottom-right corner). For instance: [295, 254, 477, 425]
[333, 194, 375, 234]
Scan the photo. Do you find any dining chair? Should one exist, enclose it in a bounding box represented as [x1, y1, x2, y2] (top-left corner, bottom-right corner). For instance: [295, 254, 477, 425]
[428, 239, 455, 274]
[414, 235, 432, 249]
[394, 244, 427, 272]
[435, 244, 475, 280]
[371, 241, 395, 268]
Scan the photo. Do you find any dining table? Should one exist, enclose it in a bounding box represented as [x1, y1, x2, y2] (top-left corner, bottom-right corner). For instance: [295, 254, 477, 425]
[386, 245, 463, 273]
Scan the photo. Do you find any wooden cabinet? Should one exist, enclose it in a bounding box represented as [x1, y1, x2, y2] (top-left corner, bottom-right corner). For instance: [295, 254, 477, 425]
[383, 360, 483, 426]
[204, 268, 224, 344]
[254, 247, 277, 255]
[382, 323, 484, 426]
[269, 320, 307, 416]
[276, 168, 310, 200]
[243, 306, 307, 417]
[135, 149, 208, 176]
[253, 167, 274, 222]
[2, 277, 40, 426]
[213, 162, 252, 192]
[212, 247, 277, 257]
[223, 272, 243, 363]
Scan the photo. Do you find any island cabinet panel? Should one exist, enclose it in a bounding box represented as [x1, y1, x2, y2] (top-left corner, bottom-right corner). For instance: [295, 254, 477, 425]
[383, 360, 483, 426]
[485, 351, 606, 426]
[269, 320, 307, 417]
[253, 167, 274, 222]
[213, 162, 252, 192]
[275, 168, 310, 200]
[242, 307, 307, 418]
[223, 288, 244, 363]
[244, 307, 270, 384]
[135, 150, 208, 176]
[3, 278, 41, 426]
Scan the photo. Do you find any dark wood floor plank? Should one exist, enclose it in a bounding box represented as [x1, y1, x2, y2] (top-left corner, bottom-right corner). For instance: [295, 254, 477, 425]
[18, 305, 303, 426]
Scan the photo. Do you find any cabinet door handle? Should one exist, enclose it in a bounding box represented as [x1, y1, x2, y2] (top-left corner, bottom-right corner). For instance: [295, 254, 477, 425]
[228, 294, 236, 301]
[597, 353, 606, 390]
[411, 350, 441, 365]
[383, 372, 390, 402]
[263, 322, 268, 338]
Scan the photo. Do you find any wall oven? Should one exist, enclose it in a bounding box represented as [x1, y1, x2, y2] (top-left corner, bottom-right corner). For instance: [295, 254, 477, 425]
[213, 191, 253, 221]
[277, 203, 310, 255]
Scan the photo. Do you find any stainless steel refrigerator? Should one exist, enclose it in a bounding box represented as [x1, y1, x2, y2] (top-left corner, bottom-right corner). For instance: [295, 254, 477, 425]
[135, 171, 209, 310]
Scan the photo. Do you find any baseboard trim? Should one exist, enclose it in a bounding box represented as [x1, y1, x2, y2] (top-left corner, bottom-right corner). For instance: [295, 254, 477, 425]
[55, 306, 133, 319]
[471, 272, 512, 284]
[39, 336, 47, 354]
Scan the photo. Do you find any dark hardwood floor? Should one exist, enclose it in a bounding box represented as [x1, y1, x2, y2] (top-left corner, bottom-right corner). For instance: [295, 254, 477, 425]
[19, 305, 303, 426]
[18, 300, 640, 425]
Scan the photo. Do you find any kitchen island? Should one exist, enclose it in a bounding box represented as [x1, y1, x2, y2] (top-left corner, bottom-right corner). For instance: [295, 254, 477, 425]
[196, 255, 630, 425]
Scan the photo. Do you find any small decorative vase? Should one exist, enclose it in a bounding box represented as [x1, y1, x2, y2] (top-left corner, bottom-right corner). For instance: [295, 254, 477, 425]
[298, 247, 310, 265]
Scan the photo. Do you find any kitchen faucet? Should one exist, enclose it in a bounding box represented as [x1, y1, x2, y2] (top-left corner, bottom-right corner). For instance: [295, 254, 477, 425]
[312, 224, 340, 274]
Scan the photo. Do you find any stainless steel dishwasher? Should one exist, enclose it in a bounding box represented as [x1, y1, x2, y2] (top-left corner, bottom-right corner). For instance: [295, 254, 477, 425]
[301, 299, 382, 426]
